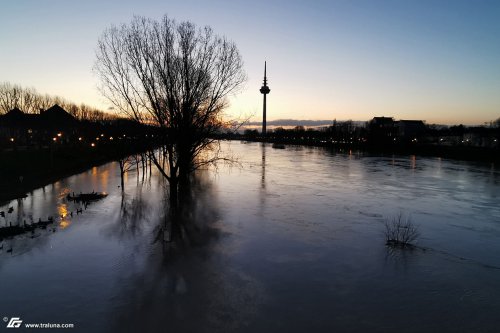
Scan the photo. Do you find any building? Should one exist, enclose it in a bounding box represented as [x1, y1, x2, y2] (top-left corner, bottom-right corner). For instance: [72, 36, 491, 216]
[0, 104, 78, 147]
[367, 117, 397, 144]
[396, 120, 426, 141]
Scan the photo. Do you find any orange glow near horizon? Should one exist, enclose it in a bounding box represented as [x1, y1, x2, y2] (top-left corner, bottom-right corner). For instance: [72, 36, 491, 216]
[227, 85, 500, 126]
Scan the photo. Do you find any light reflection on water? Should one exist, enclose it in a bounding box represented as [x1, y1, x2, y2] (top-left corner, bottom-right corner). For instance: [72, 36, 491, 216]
[0, 141, 500, 332]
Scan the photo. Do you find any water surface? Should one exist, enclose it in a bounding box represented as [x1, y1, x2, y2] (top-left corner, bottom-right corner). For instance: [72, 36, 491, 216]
[1, 142, 499, 332]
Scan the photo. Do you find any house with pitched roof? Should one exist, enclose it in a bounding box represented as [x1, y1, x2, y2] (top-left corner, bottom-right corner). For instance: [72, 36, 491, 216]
[0, 104, 78, 148]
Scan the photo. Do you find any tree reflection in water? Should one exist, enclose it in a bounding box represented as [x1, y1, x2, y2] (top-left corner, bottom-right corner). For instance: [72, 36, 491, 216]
[159, 171, 221, 249]
[108, 169, 263, 333]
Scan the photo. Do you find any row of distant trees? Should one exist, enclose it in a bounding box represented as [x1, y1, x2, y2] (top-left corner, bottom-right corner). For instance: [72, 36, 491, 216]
[242, 119, 500, 148]
[0, 82, 115, 122]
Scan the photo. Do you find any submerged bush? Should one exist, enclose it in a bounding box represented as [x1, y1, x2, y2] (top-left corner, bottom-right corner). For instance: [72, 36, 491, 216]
[384, 212, 419, 248]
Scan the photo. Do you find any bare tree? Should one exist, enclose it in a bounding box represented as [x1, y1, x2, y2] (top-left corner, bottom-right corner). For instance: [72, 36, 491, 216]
[0, 81, 116, 121]
[493, 117, 500, 128]
[0, 83, 41, 114]
[118, 155, 140, 190]
[0, 82, 22, 114]
[37, 93, 55, 112]
[19, 86, 37, 113]
[94, 15, 246, 203]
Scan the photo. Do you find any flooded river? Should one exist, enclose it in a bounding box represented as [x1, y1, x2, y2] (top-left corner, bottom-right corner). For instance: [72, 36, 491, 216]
[1, 141, 499, 332]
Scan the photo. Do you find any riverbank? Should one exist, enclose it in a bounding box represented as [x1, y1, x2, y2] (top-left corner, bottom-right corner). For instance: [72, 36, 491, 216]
[0, 143, 148, 204]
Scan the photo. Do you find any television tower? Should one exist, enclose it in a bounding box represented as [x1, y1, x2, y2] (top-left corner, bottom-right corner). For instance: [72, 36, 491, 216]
[259, 61, 270, 135]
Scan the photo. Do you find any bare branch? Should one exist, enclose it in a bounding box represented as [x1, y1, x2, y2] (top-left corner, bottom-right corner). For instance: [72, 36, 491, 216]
[94, 14, 246, 199]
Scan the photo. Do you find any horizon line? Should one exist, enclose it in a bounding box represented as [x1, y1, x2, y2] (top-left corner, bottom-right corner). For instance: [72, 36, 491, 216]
[246, 118, 494, 127]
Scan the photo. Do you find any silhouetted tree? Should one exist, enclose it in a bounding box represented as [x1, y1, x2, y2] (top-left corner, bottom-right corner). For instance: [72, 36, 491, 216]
[0, 81, 115, 122]
[493, 117, 500, 128]
[243, 129, 259, 138]
[94, 15, 246, 203]
[0, 82, 36, 114]
[293, 125, 305, 133]
[118, 155, 137, 190]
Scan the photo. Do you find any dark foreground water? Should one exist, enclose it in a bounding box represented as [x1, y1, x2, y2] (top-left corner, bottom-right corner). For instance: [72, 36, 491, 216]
[1, 142, 500, 332]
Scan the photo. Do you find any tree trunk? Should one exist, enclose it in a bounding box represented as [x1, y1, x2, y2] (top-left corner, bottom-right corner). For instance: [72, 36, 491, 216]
[119, 160, 125, 191]
[169, 175, 179, 208]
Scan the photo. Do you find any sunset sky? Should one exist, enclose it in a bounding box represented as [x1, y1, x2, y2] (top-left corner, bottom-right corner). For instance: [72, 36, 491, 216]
[1, 0, 499, 125]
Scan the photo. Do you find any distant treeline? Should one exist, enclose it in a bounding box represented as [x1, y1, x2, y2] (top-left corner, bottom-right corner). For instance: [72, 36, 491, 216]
[233, 119, 500, 162]
[245, 119, 339, 127]
[241, 121, 500, 143]
[0, 82, 115, 122]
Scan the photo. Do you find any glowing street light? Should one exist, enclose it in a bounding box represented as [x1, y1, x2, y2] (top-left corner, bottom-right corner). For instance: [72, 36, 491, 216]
[91, 143, 96, 147]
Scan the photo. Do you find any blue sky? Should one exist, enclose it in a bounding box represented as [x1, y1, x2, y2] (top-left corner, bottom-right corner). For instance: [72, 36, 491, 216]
[1, 0, 499, 124]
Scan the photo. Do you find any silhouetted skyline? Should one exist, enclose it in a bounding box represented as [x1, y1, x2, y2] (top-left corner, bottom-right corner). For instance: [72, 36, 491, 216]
[1, 0, 499, 125]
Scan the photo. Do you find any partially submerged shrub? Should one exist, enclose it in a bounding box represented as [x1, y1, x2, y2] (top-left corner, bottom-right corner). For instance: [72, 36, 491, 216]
[384, 212, 419, 248]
